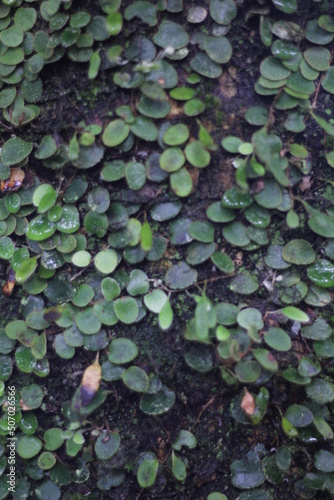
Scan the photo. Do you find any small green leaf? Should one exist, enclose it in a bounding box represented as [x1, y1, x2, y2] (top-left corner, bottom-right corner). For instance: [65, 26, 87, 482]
[122, 366, 150, 392]
[88, 51, 101, 79]
[95, 431, 120, 460]
[310, 111, 334, 136]
[280, 306, 310, 322]
[169, 450, 186, 481]
[17, 436, 42, 459]
[158, 299, 173, 330]
[141, 221, 153, 252]
[172, 430, 197, 450]
[102, 119, 130, 147]
[137, 459, 159, 488]
[1, 137, 33, 167]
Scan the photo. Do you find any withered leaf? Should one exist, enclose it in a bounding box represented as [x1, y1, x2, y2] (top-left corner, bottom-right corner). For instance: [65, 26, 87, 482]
[1, 168, 25, 192]
[241, 388, 255, 416]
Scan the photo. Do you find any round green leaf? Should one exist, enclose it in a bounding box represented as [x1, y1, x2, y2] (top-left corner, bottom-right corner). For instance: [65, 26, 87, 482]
[94, 249, 118, 274]
[231, 459, 265, 489]
[314, 450, 334, 473]
[190, 52, 222, 78]
[72, 284, 94, 307]
[54, 334, 75, 359]
[245, 106, 269, 126]
[235, 360, 261, 383]
[184, 98, 206, 116]
[0, 236, 14, 259]
[153, 20, 189, 49]
[125, 161, 146, 190]
[223, 222, 250, 247]
[15, 345, 36, 373]
[109, 338, 138, 364]
[170, 87, 195, 100]
[72, 250, 91, 267]
[253, 348, 278, 371]
[19, 412, 38, 435]
[0, 24, 23, 47]
[237, 308, 263, 330]
[282, 239, 315, 265]
[185, 140, 210, 168]
[122, 366, 150, 392]
[95, 431, 120, 460]
[307, 259, 334, 288]
[76, 307, 101, 334]
[170, 168, 193, 197]
[165, 261, 197, 290]
[285, 404, 313, 427]
[211, 251, 235, 274]
[1, 137, 32, 167]
[305, 19, 333, 45]
[221, 186, 253, 209]
[140, 384, 175, 414]
[137, 459, 159, 488]
[21, 384, 43, 410]
[18, 436, 42, 459]
[204, 35, 232, 63]
[35, 480, 60, 500]
[230, 272, 259, 295]
[254, 180, 282, 209]
[114, 297, 139, 324]
[38, 451, 56, 470]
[44, 428, 65, 451]
[260, 57, 291, 81]
[210, 0, 237, 25]
[302, 318, 331, 340]
[102, 119, 129, 147]
[160, 147, 185, 172]
[322, 66, 334, 94]
[306, 378, 334, 404]
[14, 7, 37, 31]
[163, 124, 189, 146]
[304, 47, 330, 71]
[264, 327, 292, 351]
[130, 116, 158, 142]
[188, 221, 214, 243]
[87, 187, 110, 214]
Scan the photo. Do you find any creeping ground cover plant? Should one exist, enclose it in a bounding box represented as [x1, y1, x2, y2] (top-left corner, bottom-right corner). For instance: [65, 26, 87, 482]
[0, 0, 334, 498]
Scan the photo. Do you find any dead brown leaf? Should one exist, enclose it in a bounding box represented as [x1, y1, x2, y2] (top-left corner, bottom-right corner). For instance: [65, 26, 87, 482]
[3, 267, 15, 297]
[19, 399, 31, 411]
[188, 166, 200, 189]
[299, 176, 312, 192]
[219, 69, 237, 99]
[241, 388, 255, 416]
[1, 168, 25, 192]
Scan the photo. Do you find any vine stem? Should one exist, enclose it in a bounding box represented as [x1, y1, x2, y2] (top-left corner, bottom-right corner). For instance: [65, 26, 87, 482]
[197, 274, 234, 286]
[311, 45, 334, 110]
[194, 395, 216, 426]
[266, 87, 284, 131]
[69, 245, 110, 282]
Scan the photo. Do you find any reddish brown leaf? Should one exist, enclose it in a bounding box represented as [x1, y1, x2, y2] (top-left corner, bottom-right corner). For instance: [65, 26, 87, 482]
[3, 267, 15, 296]
[241, 388, 255, 416]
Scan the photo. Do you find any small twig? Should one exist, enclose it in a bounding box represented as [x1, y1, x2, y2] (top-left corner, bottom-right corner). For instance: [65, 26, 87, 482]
[58, 167, 79, 201]
[311, 46, 334, 110]
[70, 245, 110, 281]
[195, 395, 216, 425]
[197, 274, 234, 286]
[266, 87, 284, 130]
